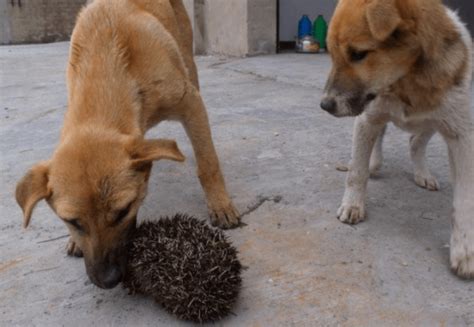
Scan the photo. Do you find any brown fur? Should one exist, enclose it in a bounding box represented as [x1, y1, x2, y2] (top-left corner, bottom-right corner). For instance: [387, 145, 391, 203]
[325, 0, 468, 116]
[15, 0, 239, 288]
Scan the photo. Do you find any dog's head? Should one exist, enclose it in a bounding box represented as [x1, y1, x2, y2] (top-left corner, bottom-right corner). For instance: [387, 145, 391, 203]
[321, 0, 421, 117]
[15, 129, 184, 289]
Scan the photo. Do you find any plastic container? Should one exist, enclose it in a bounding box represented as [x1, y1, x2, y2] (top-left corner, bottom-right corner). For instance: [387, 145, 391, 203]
[298, 15, 312, 39]
[296, 36, 320, 53]
[313, 15, 328, 50]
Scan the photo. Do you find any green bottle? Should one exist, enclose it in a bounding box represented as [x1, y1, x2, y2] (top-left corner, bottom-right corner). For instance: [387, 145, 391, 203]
[313, 15, 328, 50]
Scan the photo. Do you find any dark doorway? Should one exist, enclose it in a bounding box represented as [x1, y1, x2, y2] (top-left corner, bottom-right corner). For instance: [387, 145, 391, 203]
[276, 0, 336, 52]
[444, 0, 474, 34]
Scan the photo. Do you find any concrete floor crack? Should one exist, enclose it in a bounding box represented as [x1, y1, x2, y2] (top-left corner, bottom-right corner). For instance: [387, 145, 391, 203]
[223, 67, 325, 91]
[240, 194, 283, 217]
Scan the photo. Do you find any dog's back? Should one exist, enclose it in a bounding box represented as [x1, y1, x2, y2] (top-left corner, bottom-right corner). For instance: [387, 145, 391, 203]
[80, 0, 196, 85]
[66, 0, 199, 134]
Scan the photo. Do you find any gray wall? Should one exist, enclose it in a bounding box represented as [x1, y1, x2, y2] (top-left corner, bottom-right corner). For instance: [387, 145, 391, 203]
[279, 0, 336, 42]
[192, 0, 276, 56]
[194, 0, 249, 56]
[0, 0, 87, 45]
[248, 0, 277, 55]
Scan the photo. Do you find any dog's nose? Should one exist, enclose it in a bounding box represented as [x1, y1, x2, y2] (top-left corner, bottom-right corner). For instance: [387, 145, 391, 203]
[98, 265, 122, 289]
[320, 97, 337, 113]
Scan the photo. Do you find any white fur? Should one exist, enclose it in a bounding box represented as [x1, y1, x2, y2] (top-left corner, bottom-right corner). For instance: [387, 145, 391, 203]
[410, 129, 440, 190]
[339, 9, 474, 277]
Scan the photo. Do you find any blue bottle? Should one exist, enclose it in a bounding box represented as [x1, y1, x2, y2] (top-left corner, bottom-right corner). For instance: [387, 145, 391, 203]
[298, 15, 312, 39]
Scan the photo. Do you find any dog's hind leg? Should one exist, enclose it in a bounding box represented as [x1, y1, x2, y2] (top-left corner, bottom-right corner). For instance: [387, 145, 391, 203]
[177, 84, 239, 229]
[169, 0, 199, 90]
[410, 129, 439, 191]
[132, 0, 199, 89]
[369, 124, 386, 175]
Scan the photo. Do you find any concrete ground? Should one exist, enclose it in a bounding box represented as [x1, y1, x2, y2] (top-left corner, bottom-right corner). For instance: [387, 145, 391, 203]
[1, 42, 473, 326]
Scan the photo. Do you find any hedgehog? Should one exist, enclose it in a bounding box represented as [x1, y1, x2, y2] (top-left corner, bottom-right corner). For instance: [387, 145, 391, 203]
[123, 214, 242, 323]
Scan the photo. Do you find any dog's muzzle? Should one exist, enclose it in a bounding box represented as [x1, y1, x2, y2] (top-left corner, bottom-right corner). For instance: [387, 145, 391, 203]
[94, 263, 123, 289]
[85, 217, 136, 289]
[86, 243, 130, 289]
[320, 97, 337, 114]
[320, 93, 377, 117]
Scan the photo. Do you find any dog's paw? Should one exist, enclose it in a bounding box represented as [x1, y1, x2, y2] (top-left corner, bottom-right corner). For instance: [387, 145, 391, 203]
[450, 231, 474, 279]
[337, 203, 366, 224]
[414, 172, 439, 191]
[209, 202, 240, 229]
[66, 238, 83, 257]
[451, 251, 474, 279]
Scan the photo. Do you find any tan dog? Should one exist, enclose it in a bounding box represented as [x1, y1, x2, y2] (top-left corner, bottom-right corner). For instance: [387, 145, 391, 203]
[15, 0, 239, 289]
[321, 0, 473, 278]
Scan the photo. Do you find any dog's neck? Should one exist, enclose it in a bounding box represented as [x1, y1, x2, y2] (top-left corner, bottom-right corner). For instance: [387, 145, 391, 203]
[390, 7, 469, 115]
[391, 39, 468, 114]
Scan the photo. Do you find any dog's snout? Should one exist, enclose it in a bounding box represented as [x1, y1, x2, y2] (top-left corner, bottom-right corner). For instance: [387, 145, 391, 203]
[366, 93, 377, 102]
[97, 264, 122, 289]
[320, 97, 337, 113]
[87, 248, 128, 289]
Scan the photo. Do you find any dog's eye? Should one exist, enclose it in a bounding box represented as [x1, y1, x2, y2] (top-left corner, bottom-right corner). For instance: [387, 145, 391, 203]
[391, 28, 401, 40]
[65, 219, 85, 233]
[349, 49, 369, 62]
[115, 202, 133, 225]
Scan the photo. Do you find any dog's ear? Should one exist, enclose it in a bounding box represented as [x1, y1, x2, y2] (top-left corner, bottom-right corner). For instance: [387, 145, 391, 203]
[128, 139, 185, 170]
[366, 0, 401, 41]
[16, 161, 51, 228]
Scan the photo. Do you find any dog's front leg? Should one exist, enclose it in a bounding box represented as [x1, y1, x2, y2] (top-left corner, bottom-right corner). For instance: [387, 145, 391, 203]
[338, 115, 387, 224]
[444, 131, 474, 278]
[178, 85, 239, 229]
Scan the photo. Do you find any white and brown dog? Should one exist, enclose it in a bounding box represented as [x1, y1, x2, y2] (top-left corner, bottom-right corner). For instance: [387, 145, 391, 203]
[321, 0, 473, 278]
